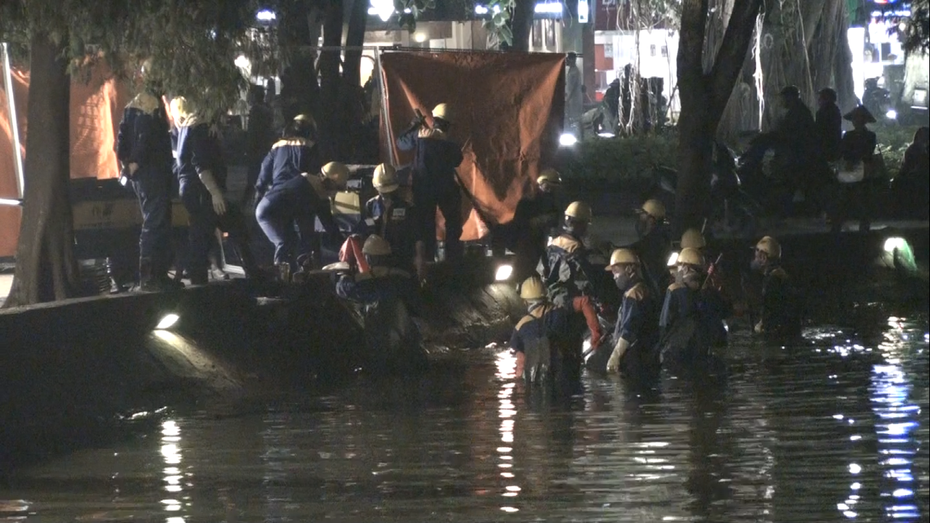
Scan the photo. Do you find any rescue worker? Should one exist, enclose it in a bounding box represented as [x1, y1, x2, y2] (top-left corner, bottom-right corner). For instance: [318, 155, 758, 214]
[750, 236, 800, 337]
[335, 235, 425, 373]
[538, 201, 598, 305]
[253, 116, 336, 278]
[658, 248, 730, 369]
[397, 103, 465, 262]
[174, 97, 260, 285]
[500, 168, 563, 279]
[116, 65, 179, 291]
[345, 163, 425, 275]
[630, 198, 672, 298]
[604, 248, 659, 376]
[666, 227, 707, 282]
[510, 275, 594, 387]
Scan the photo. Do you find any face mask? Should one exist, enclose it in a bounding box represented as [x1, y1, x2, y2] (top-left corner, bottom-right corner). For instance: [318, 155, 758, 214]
[614, 272, 631, 291]
[680, 267, 702, 289]
[750, 259, 765, 273]
[674, 269, 685, 285]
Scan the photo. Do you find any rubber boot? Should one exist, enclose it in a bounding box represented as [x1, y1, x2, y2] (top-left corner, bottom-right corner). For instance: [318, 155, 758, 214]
[138, 258, 156, 292]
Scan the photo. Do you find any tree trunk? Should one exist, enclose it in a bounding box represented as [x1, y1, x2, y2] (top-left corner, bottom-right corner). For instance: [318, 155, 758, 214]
[318, 0, 344, 159]
[675, 0, 763, 231]
[508, 0, 535, 52]
[342, 0, 369, 158]
[3, 32, 78, 308]
[279, 1, 322, 123]
[343, 0, 367, 88]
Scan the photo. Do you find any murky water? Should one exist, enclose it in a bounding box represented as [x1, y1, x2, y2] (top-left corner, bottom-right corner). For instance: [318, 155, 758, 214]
[1, 314, 928, 523]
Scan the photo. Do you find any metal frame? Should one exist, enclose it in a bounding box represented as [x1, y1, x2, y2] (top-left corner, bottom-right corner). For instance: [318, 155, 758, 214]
[1, 42, 24, 206]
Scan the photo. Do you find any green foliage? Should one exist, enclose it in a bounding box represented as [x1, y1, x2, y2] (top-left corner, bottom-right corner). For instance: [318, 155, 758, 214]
[482, 0, 516, 47]
[875, 123, 922, 177]
[396, 0, 438, 31]
[562, 130, 680, 185]
[0, 0, 260, 124]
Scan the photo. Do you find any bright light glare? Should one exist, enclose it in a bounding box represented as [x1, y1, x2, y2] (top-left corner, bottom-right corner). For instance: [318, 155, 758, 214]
[369, 0, 395, 21]
[885, 109, 897, 120]
[535, 2, 562, 13]
[495, 264, 513, 281]
[156, 313, 180, 330]
[667, 251, 679, 267]
[256, 9, 276, 21]
[413, 32, 428, 43]
[884, 237, 907, 253]
[597, 131, 615, 138]
[559, 133, 578, 147]
[234, 55, 250, 69]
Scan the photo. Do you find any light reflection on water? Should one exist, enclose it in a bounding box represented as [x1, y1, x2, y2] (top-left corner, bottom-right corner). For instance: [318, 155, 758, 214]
[0, 315, 927, 523]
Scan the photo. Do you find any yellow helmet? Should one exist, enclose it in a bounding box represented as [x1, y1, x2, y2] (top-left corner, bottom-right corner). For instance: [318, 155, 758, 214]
[680, 228, 706, 249]
[432, 103, 452, 123]
[639, 199, 666, 220]
[564, 201, 592, 222]
[677, 247, 704, 267]
[294, 113, 316, 125]
[169, 96, 191, 123]
[372, 163, 399, 194]
[321, 161, 349, 188]
[519, 275, 547, 300]
[362, 234, 392, 256]
[537, 168, 562, 186]
[606, 248, 639, 269]
[756, 236, 781, 258]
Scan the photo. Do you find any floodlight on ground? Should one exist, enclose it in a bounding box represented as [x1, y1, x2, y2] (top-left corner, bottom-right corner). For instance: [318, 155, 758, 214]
[559, 133, 578, 147]
[156, 313, 180, 330]
[884, 237, 907, 253]
[885, 109, 897, 120]
[495, 264, 513, 282]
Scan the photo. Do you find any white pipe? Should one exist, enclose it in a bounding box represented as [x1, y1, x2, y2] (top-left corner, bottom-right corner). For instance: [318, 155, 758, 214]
[1, 42, 25, 199]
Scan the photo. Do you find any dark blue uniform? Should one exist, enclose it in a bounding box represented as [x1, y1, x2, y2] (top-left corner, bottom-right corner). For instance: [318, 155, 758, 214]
[116, 92, 174, 281]
[397, 127, 464, 261]
[509, 302, 582, 384]
[613, 282, 660, 376]
[176, 122, 254, 282]
[254, 139, 332, 266]
[658, 283, 729, 368]
[357, 194, 419, 271]
[759, 266, 801, 337]
[536, 233, 601, 307]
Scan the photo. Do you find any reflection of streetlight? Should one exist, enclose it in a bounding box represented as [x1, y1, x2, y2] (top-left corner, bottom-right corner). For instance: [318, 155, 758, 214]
[160, 419, 185, 516]
[495, 350, 521, 514]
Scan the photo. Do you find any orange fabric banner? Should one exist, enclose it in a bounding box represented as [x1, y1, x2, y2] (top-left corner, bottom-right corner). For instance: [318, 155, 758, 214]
[380, 50, 565, 241]
[0, 63, 130, 257]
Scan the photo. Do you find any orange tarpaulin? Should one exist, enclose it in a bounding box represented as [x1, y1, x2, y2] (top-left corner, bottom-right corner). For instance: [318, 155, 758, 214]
[380, 50, 565, 241]
[0, 62, 129, 257]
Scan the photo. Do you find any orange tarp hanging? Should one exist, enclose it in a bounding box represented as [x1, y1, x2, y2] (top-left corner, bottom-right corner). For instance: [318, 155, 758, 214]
[379, 50, 565, 241]
[0, 62, 130, 257]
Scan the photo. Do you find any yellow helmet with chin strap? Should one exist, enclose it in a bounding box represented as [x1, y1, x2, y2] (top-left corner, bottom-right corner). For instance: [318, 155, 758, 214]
[432, 103, 452, 123]
[756, 236, 781, 258]
[372, 163, 399, 194]
[677, 247, 704, 267]
[564, 201, 592, 222]
[639, 199, 666, 220]
[606, 248, 639, 269]
[537, 168, 562, 186]
[519, 275, 547, 300]
[363, 234, 392, 256]
[680, 228, 706, 249]
[321, 161, 349, 188]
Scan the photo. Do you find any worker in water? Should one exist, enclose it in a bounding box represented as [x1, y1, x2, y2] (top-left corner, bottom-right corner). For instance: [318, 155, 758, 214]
[604, 248, 659, 377]
[253, 115, 327, 278]
[342, 163, 425, 277]
[537, 201, 600, 305]
[750, 236, 801, 337]
[174, 96, 261, 285]
[335, 234, 425, 373]
[499, 168, 564, 280]
[631, 198, 672, 297]
[658, 247, 730, 368]
[397, 103, 465, 262]
[666, 227, 707, 282]
[116, 60, 180, 291]
[510, 275, 600, 386]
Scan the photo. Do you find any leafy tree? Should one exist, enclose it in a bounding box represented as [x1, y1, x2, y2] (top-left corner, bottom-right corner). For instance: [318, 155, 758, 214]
[0, 0, 257, 307]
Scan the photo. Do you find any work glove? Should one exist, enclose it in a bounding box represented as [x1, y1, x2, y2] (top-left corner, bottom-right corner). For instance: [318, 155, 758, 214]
[199, 169, 227, 216]
[606, 337, 631, 373]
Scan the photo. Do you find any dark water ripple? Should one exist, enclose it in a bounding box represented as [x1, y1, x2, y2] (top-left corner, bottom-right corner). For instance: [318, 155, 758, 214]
[1, 315, 927, 523]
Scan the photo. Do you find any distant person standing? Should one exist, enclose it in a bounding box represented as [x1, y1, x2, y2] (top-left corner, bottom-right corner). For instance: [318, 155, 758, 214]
[813, 88, 842, 216]
[116, 60, 180, 291]
[893, 126, 929, 219]
[565, 52, 583, 132]
[831, 105, 878, 233]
